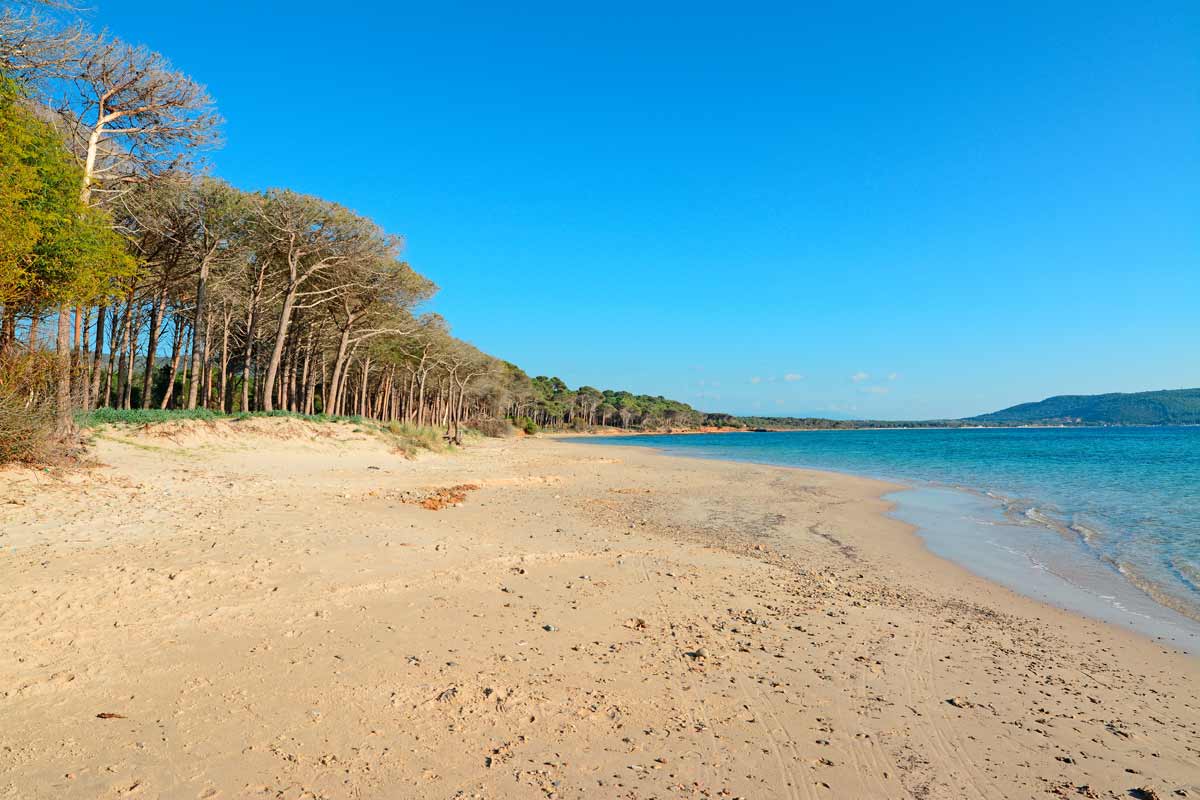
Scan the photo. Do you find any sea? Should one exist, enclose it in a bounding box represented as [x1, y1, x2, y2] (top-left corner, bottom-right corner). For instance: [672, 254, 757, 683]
[577, 427, 1200, 652]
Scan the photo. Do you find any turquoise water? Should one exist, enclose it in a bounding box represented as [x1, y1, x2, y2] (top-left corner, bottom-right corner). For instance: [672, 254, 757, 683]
[578, 427, 1200, 647]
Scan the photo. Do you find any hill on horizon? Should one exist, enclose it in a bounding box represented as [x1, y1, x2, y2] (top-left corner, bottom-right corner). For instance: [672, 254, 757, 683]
[966, 388, 1200, 425]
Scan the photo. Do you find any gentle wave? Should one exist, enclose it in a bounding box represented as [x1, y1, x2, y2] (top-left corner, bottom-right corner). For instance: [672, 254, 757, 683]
[1106, 558, 1200, 624]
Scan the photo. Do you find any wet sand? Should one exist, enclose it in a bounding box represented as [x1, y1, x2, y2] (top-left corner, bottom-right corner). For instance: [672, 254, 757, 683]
[1, 419, 1196, 799]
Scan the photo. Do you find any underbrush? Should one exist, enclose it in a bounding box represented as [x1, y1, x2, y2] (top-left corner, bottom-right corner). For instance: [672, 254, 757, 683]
[0, 351, 57, 464]
[468, 417, 518, 438]
[378, 420, 455, 456]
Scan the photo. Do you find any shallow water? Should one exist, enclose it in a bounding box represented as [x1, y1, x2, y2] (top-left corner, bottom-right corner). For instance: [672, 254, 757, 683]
[578, 427, 1200, 651]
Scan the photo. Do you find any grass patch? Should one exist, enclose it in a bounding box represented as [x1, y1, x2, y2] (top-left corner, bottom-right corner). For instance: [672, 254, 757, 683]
[79, 407, 226, 426]
[379, 420, 454, 456]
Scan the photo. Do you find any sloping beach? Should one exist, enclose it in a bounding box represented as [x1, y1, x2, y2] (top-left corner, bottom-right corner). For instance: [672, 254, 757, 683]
[1, 421, 1196, 799]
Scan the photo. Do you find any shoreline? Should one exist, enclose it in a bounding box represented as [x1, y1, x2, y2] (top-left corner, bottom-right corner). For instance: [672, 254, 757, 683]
[2, 421, 1197, 798]
[550, 422, 1199, 439]
[565, 431, 1200, 654]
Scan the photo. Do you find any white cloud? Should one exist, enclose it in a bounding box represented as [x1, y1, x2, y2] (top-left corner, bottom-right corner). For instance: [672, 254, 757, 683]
[783, 373, 803, 382]
[887, 372, 900, 381]
[750, 376, 762, 384]
[861, 386, 890, 395]
[851, 371, 870, 383]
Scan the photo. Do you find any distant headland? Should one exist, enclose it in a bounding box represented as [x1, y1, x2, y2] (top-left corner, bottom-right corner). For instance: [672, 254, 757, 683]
[712, 387, 1200, 431]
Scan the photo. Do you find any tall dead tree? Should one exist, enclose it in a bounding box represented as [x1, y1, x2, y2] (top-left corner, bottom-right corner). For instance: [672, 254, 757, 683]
[65, 34, 219, 207]
[39, 31, 220, 429]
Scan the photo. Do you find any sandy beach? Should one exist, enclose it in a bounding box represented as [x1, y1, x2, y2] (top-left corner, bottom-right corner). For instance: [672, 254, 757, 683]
[1, 420, 1196, 799]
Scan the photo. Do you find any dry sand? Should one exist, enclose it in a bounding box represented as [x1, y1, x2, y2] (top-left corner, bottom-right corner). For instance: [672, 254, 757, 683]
[1, 419, 1196, 799]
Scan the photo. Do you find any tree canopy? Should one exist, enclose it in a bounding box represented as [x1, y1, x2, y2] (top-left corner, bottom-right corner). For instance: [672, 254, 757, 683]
[0, 4, 718, 451]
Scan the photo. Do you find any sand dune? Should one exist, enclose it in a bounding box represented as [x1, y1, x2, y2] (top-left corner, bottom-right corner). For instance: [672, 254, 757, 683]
[1, 420, 1196, 799]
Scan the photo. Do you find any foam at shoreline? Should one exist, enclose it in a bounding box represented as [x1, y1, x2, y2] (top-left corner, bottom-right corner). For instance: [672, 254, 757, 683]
[886, 486, 1200, 653]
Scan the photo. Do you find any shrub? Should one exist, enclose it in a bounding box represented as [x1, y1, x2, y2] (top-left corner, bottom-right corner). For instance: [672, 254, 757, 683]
[468, 417, 515, 438]
[0, 351, 57, 464]
[517, 416, 538, 435]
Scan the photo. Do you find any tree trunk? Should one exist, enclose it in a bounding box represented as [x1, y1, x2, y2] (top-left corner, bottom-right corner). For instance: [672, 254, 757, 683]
[200, 311, 214, 409]
[358, 357, 371, 417]
[319, 354, 329, 414]
[27, 314, 40, 350]
[279, 339, 292, 412]
[55, 305, 73, 436]
[261, 286, 298, 413]
[88, 305, 106, 410]
[123, 303, 143, 409]
[303, 351, 319, 416]
[218, 310, 231, 413]
[114, 295, 133, 409]
[77, 307, 91, 411]
[159, 313, 186, 409]
[326, 326, 353, 415]
[186, 257, 212, 410]
[72, 306, 82, 354]
[416, 373, 427, 427]
[404, 373, 415, 422]
[140, 288, 168, 409]
[0, 306, 15, 356]
[240, 299, 257, 412]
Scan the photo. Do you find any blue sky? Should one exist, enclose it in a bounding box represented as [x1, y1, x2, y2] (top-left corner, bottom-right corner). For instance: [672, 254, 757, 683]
[89, 1, 1198, 418]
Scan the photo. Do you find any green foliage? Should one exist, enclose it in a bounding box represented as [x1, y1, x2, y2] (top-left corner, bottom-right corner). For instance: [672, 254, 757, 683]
[79, 407, 227, 426]
[0, 72, 134, 311]
[0, 74, 39, 304]
[519, 375, 707, 431]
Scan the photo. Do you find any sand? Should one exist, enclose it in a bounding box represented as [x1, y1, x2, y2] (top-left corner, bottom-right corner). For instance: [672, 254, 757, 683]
[1, 419, 1196, 799]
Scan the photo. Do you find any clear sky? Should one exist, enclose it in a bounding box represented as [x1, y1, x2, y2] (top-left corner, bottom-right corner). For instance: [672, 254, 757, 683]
[87, 1, 1198, 418]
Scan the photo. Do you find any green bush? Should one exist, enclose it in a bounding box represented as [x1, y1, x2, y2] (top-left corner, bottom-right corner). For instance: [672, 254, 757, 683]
[78, 407, 225, 427]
